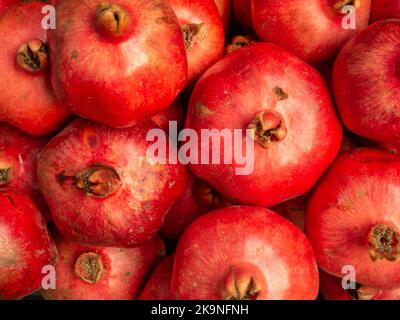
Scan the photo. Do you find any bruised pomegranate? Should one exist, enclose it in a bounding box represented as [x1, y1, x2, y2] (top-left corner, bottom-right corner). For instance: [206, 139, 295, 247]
[161, 172, 228, 240]
[41, 235, 164, 300]
[213, 0, 231, 31]
[169, 0, 224, 86]
[37, 119, 187, 247]
[186, 43, 342, 207]
[0, 190, 56, 299]
[0, 1, 69, 136]
[371, 0, 400, 22]
[225, 35, 257, 55]
[333, 19, 400, 143]
[232, 0, 254, 33]
[49, 0, 187, 128]
[170, 206, 319, 300]
[251, 0, 371, 65]
[306, 148, 400, 289]
[151, 99, 185, 133]
[320, 271, 400, 300]
[139, 254, 173, 300]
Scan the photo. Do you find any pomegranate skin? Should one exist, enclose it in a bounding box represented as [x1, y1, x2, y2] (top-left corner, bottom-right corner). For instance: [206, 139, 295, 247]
[139, 254, 173, 300]
[306, 148, 400, 289]
[232, 0, 254, 33]
[41, 235, 165, 300]
[214, 0, 231, 31]
[48, 0, 187, 128]
[151, 99, 185, 133]
[371, 0, 400, 22]
[0, 190, 56, 300]
[251, 0, 371, 65]
[170, 206, 319, 300]
[169, 0, 224, 86]
[0, 1, 69, 136]
[333, 19, 400, 143]
[186, 43, 342, 207]
[37, 119, 188, 248]
[0, 0, 19, 14]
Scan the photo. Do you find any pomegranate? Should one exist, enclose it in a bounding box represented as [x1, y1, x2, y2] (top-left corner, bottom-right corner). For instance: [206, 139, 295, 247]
[152, 99, 185, 133]
[37, 119, 187, 247]
[170, 206, 319, 300]
[48, 0, 187, 128]
[306, 148, 400, 289]
[320, 271, 400, 300]
[169, 0, 224, 86]
[41, 235, 164, 300]
[186, 43, 342, 207]
[371, 0, 400, 22]
[333, 19, 400, 143]
[0, 0, 19, 14]
[271, 195, 308, 232]
[251, 0, 371, 65]
[232, 0, 254, 33]
[225, 35, 257, 55]
[0, 1, 69, 136]
[214, 0, 231, 31]
[161, 172, 228, 240]
[139, 254, 173, 300]
[0, 190, 56, 300]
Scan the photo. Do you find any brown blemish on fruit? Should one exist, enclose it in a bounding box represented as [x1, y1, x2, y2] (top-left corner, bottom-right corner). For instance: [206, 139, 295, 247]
[0, 167, 12, 185]
[194, 103, 214, 119]
[71, 50, 78, 60]
[181, 23, 204, 49]
[273, 86, 288, 101]
[74, 252, 104, 284]
[17, 39, 48, 73]
[368, 224, 400, 262]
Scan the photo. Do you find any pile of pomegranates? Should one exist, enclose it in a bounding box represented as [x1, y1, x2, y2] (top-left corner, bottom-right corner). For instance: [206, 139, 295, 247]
[0, 0, 399, 302]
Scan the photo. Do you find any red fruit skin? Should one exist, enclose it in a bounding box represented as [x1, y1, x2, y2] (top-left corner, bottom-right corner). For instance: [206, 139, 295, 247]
[333, 20, 400, 143]
[0, 0, 19, 14]
[0, 1, 69, 136]
[186, 43, 342, 207]
[0, 190, 56, 300]
[251, 0, 371, 65]
[151, 99, 185, 133]
[271, 195, 308, 232]
[306, 148, 400, 289]
[368, 140, 400, 156]
[170, 206, 319, 300]
[371, 0, 400, 22]
[41, 235, 165, 300]
[169, 0, 224, 86]
[139, 254, 173, 300]
[49, 0, 187, 128]
[233, 0, 254, 33]
[161, 172, 229, 240]
[37, 119, 188, 248]
[214, 0, 231, 30]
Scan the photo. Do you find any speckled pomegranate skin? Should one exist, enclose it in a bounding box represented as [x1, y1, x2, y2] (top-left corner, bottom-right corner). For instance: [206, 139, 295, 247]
[370, 0, 400, 22]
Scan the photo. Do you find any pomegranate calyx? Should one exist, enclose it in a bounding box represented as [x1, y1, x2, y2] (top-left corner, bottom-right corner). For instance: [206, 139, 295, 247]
[95, 3, 131, 39]
[17, 40, 48, 73]
[0, 167, 12, 185]
[368, 224, 400, 262]
[333, 0, 361, 11]
[181, 23, 204, 49]
[74, 252, 104, 284]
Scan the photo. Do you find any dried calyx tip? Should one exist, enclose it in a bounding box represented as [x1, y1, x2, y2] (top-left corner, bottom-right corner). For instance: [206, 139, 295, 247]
[17, 39, 48, 73]
[0, 167, 12, 185]
[181, 23, 203, 49]
[333, 0, 361, 10]
[368, 224, 400, 262]
[95, 3, 131, 39]
[74, 252, 104, 284]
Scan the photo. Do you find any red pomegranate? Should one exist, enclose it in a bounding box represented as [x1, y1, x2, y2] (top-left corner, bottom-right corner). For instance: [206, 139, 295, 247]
[251, 0, 371, 65]
[170, 206, 319, 300]
[41, 235, 165, 300]
[0, 1, 69, 136]
[371, 0, 400, 22]
[151, 99, 185, 133]
[186, 43, 342, 207]
[333, 19, 400, 143]
[48, 0, 187, 128]
[232, 0, 254, 33]
[168, 0, 224, 86]
[225, 35, 258, 55]
[0, 0, 19, 14]
[306, 148, 400, 289]
[139, 254, 173, 300]
[214, 0, 231, 31]
[37, 119, 187, 247]
[0, 190, 56, 300]
[161, 172, 229, 240]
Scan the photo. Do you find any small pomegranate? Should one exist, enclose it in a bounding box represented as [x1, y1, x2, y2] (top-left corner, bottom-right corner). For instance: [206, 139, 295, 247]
[0, 190, 56, 300]
[0, 1, 69, 136]
[37, 119, 187, 247]
[161, 172, 229, 240]
[49, 0, 187, 128]
[151, 99, 185, 133]
[139, 254, 173, 300]
[225, 35, 257, 55]
[186, 43, 342, 207]
[169, 0, 225, 86]
[370, 0, 400, 22]
[306, 148, 400, 289]
[170, 206, 319, 300]
[232, 0, 254, 33]
[41, 235, 165, 300]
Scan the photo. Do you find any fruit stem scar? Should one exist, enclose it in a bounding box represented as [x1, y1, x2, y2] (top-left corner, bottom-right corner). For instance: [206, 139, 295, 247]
[181, 23, 204, 49]
[74, 252, 104, 284]
[333, 0, 361, 11]
[0, 167, 12, 185]
[95, 3, 131, 39]
[17, 40, 48, 73]
[368, 224, 400, 262]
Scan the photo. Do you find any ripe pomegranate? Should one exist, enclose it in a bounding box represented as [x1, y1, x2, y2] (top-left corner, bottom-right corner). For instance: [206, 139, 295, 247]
[225, 35, 257, 55]
[306, 148, 400, 289]
[333, 19, 400, 143]
[169, 0, 224, 86]
[320, 271, 400, 300]
[251, 0, 371, 65]
[151, 99, 185, 133]
[37, 119, 187, 247]
[186, 43, 342, 207]
[49, 0, 187, 128]
[214, 0, 231, 31]
[161, 172, 229, 240]
[170, 206, 319, 300]
[0, 190, 56, 300]
[232, 0, 254, 33]
[0, 0, 19, 14]
[0, 1, 69, 136]
[271, 195, 308, 232]
[371, 0, 400, 22]
[139, 254, 173, 300]
[41, 235, 164, 300]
